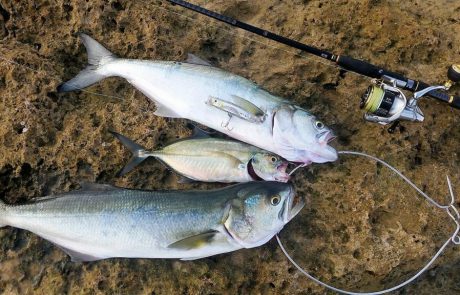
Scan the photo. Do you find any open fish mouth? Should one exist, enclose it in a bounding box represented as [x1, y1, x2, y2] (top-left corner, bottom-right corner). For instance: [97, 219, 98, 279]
[317, 130, 337, 144]
[275, 162, 290, 182]
[309, 130, 338, 163]
[285, 186, 305, 222]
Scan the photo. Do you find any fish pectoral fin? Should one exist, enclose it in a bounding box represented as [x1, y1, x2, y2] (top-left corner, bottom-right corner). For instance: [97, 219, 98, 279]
[185, 53, 213, 66]
[167, 231, 219, 250]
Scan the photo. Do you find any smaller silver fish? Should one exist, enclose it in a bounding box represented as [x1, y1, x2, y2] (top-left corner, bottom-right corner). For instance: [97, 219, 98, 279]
[110, 130, 290, 183]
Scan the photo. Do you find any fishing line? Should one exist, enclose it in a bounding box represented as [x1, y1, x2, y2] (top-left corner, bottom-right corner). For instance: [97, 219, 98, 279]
[148, 1, 359, 84]
[0, 0, 364, 104]
[277, 151, 459, 294]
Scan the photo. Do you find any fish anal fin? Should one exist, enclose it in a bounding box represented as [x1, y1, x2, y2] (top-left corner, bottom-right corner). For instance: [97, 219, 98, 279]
[185, 53, 212, 66]
[177, 175, 197, 184]
[180, 255, 213, 261]
[55, 244, 106, 262]
[153, 102, 181, 118]
[167, 231, 219, 250]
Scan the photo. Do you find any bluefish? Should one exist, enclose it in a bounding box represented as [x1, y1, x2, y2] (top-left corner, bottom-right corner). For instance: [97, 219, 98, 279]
[0, 182, 303, 261]
[58, 34, 337, 164]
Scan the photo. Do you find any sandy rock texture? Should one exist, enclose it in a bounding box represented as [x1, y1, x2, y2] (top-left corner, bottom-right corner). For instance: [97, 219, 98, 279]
[0, 0, 459, 293]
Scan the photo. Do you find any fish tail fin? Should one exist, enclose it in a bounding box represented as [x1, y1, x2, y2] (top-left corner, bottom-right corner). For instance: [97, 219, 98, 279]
[110, 130, 150, 177]
[57, 33, 116, 93]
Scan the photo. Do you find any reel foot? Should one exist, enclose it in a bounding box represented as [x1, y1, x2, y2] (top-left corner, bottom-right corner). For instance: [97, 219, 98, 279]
[387, 121, 400, 134]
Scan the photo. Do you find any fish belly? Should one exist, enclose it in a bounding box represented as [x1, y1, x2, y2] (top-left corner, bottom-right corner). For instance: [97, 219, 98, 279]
[158, 153, 251, 182]
[103, 60, 282, 154]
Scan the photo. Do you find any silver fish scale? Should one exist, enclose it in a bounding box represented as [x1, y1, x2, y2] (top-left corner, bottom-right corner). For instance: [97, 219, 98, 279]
[3, 187, 234, 254]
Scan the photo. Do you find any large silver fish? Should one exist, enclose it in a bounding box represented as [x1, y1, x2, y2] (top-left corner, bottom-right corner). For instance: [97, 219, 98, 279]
[0, 182, 303, 261]
[58, 34, 338, 164]
[110, 130, 290, 183]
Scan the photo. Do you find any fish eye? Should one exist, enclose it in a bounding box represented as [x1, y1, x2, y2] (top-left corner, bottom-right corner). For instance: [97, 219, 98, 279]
[270, 195, 281, 206]
[315, 121, 324, 129]
[270, 156, 277, 163]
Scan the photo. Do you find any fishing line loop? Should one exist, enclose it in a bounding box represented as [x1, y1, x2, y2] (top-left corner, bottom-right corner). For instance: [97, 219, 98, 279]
[150, 1, 359, 83]
[288, 163, 307, 176]
[278, 150, 459, 295]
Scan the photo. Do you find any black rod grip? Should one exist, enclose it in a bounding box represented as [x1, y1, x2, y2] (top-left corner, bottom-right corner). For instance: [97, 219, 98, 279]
[336, 55, 408, 82]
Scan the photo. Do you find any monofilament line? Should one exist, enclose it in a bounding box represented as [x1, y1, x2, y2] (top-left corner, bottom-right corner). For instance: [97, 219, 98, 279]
[277, 150, 459, 295]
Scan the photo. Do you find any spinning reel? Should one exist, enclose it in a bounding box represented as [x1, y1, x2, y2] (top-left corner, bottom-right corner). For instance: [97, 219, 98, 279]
[361, 64, 460, 126]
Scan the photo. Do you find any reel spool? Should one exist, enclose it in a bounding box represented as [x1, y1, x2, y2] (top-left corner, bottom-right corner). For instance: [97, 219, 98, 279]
[360, 83, 407, 123]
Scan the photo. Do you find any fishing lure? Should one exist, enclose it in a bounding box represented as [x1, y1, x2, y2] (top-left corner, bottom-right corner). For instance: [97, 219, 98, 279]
[206, 95, 266, 127]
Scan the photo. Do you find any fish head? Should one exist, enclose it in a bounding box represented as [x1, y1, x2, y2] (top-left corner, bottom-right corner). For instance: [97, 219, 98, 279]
[224, 182, 304, 248]
[272, 105, 338, 163]
[250, 153, 290, 182]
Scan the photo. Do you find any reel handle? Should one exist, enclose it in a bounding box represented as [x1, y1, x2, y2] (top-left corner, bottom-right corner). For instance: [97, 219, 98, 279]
[416, 81, 460, 109]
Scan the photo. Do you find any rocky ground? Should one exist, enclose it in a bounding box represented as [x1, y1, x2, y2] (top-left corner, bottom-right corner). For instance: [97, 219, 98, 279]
[0, 0, 459, 294]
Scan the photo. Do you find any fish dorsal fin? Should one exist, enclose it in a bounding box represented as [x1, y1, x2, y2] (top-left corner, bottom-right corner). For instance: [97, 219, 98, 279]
[185, 53, 212, 66]
[167, 231, 219, 250]
[79, 182, 117, 192]
[29, 195, 58, 203]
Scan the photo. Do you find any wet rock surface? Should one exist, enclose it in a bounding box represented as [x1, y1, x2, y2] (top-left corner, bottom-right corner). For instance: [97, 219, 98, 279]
[0, 0, 459, 293]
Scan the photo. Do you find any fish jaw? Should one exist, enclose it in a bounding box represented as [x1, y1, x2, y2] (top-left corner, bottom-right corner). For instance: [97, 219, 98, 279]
[274, 162, 290, 182]
[306, 145, 338, 163]
[285, 187, 305, 223]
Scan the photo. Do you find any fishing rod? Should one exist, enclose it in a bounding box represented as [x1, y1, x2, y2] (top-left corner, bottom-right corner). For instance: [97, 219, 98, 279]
[167, 0, 460, 127]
